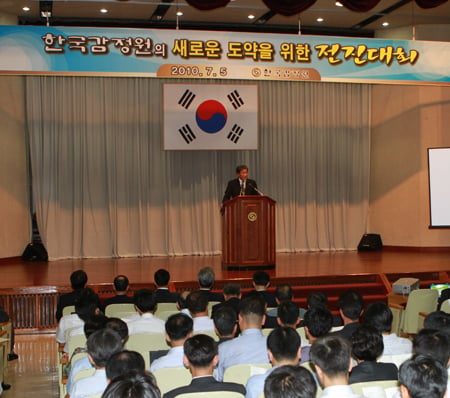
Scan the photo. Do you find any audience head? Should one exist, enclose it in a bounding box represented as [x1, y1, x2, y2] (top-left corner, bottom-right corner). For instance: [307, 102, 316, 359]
[303, 307, 333, 339]
[310, 335, 352, 380]
[133, 289, 157, 313]
[223, 283, 241, 299]
[83, 313, 109, 338]
[183, 334, 218, 369]
[102, 371, 161, 398]
[424, 311, 450, 334]
[113, 275, 129, 293]
[197, 267, 215, 289]
[351, 324, 384, 362]
[105, 317, 129, 342]
[186, 290, 208, 315]
[75, 287, 99, 321]
[362, 301, 393, 334]
[267, 327, 301, 364]
[413, 329, 450, 367]
[87, 328, 123, 368]
[238, 293, 266, 328]
[106, 350, 145, 381]
[338, 290, 364, 321]
[154, 269, 170, 287]
[213, 306, 237, 338]
[275, 284, 293, 302]
[70, 269, 88, 290]
[264, 365, 317, 398]
[438, 288, 450, 310]
[253, 271, 270, 287]
[165, 313, 193, 342]
[277, 301, 300, 328]
[307, 291, 328, 309]
[399, 355, 447, 398]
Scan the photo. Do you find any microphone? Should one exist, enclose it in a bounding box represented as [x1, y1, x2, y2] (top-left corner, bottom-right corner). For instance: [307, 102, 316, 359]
[247, 182, 264, 196]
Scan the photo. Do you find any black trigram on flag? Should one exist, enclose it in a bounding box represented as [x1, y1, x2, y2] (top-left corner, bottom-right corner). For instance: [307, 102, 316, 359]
[178, 89, 196, 109]
[227, 124, 244, 143]
[227, 90, 244, 109]
[179, 124, 196, 144]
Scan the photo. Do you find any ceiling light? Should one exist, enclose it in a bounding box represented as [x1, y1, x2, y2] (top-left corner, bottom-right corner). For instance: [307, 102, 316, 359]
[382, 21, 389, 27]
[176, 11, 183, 16]
[316, 17, 324, 22]
[335, 1, 343, 6]
[248, 14, 255, 20]
[22, 6, 31, 12]
[100, 8, 108, 14]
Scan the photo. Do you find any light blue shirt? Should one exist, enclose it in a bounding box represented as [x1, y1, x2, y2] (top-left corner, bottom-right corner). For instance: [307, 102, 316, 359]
[66, 356, 92, 394]
[150, 345, 184, 372]
[71, 368, 107, 398]
[246, 366, 277, 398]
[217, 328, 269, 381]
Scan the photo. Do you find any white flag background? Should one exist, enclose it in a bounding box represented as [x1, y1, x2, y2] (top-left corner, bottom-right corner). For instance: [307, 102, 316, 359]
[163, 83, 258, 150]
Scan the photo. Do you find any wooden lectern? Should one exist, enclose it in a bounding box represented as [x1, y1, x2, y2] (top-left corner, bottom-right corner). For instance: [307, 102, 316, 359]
[222, 195, 276, 270]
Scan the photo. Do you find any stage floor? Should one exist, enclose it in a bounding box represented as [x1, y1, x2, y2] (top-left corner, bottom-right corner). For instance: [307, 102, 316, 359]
[0, 249, 449, 289]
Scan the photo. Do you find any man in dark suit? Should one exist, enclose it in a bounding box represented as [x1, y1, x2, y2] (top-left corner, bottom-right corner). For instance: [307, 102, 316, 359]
[211, 283, 241, 319]
[222, 164, 260, 204]
[154, 269, 179, 303]
[197, 267, 224, 303]
[163, 334, 246, 398]
[331, 289, 364, 341]
[102, 275, 134, 310]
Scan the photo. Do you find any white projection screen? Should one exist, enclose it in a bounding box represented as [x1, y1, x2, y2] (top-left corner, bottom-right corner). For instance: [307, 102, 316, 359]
[428, 147, 450, 228]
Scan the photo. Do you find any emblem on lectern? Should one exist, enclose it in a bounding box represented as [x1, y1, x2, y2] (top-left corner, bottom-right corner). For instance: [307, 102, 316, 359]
[248, 212, 257, 222]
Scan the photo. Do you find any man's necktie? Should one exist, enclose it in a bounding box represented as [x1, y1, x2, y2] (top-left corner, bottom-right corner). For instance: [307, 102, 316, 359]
[240, 181, 245, 196]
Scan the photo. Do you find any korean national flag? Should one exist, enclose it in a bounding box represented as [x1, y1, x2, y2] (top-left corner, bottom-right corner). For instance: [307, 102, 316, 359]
[163, 83, 258, 150]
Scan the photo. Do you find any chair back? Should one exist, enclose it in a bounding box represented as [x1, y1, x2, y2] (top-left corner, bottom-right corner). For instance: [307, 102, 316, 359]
[0, 321, 12, 367]
[152, 367, 192, 395]
[73, 367, 95, 382]
[223, 363, 271, 385]
[262, 328, 273, 337]
[351, 380, 400, 398]
[207, 301, 221, 317]
[66, 333, 87, 358]
[440, 299, 450, 314]
[401, 289, 438, 334]
[156, 310, 180, 321]
[194, 329, 219, 341]
[62, 305, 76, 316]
[177, 392, 245, 398]
[125, 333, 169, 369]
[105, 303, 136, 318]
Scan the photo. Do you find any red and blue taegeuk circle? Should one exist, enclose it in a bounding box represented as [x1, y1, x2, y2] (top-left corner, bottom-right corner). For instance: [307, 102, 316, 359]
[195, 100, 227, 134]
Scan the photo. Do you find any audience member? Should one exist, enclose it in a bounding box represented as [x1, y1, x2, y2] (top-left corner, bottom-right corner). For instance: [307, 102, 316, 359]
[163, 334, 246, 398]
[154, 269, 179, 303]
[399, 355, 447, 398]
[103, 275, 133, 310]
[437, 288, 450, 311]
[56, 269, 100, 321]
[106, 350, 146, 382]
[70, 328, 123, 398]
[246, 327, 301, 398]
[102, 371, 161, 398]
[277, 301, 301, 329]
[423, 311, 450, 335]
[300, 291, 341, 327]
[186, 290, 215, 333]
[349, 324, 398, 384]
[126, 289, 165, 334]
[217, 293, 269, 381]
[264, 365, 317, 398]
[211, 283, 241, 319]
[331, 290, 364, 340]
[301, 306, 334, 363]
[310, 335, 363, 397]
[213, 306, 238, 343]
[412, 329, 450, 375]
[266, 284, 294, 317]
[249, 271, 277, 308]
[363, 301, 412, 355]
[197, 267, 224, 302]
[150, 313, 193, 372]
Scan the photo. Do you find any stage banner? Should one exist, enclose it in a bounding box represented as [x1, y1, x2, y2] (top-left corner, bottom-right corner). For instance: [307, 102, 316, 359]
[163, 83, 258, 150]
[0, 25, 449, 85]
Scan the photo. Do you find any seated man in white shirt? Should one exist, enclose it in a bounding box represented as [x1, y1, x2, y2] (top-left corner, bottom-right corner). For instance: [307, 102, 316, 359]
[150, 313, 194, 372]
[310, 335, 363, 398]
[56, 287, 100, 349]
[264, 365, 317, 398]
[362, 302, 412, 356]
[126, 289, 165, 335]
[217, 293, 270, 381]
[69, 328, 123, 398]
[186, 290, 215, 333]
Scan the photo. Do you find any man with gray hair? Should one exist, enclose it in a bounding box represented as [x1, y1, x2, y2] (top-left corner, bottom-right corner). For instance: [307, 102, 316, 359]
[197, 267, 224, 302]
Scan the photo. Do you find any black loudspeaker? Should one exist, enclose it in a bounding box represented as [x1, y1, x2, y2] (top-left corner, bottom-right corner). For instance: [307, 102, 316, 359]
[22, 242, 48, 261]
[357, 233, 383, 251]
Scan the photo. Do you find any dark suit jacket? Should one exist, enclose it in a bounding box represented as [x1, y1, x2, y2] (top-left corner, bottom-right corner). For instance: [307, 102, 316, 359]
[102, 294, 134, 311]
[200, 289, 224, 303]
[56, 289, 101, 321]
[155, 288, 180, 303]
[330, 321, 361, 340]
[246, 289, 277, 308]
[349, 361, 398, 384]
[222, 178, 259, 203]
[211, 297, 240, 319]
[163, 376, 246, 398]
